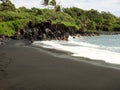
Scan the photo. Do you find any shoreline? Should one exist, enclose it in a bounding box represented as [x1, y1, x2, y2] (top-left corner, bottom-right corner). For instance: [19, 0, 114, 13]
[31, 42, 120, 70]
[1, 31, 120, 46]
[1, 40, 120, 90]
[98, 31, 120, 35]
[31, 34, 120, 68]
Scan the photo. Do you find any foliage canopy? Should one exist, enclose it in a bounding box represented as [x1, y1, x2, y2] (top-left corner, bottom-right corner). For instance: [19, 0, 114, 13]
[0, 0, 120, 36]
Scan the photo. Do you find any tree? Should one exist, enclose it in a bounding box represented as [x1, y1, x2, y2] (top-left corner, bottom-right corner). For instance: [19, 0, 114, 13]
[0, 0, 5, 2]
[55, 5, 61, 12]
[50, 0, 56, 6]
[42, 0, 61, 12]
[42, 0, 49, 6]
[0, 0, 16, 11]
[18, 7, 28, 12]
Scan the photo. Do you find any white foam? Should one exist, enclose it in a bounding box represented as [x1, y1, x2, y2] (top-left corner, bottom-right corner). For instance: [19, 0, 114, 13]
[33, 40, 120, 64]
[68, 36, 73, 40]
[69, 40, 99, 48]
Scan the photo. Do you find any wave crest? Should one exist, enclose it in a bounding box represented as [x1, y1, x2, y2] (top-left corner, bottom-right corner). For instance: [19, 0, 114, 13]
[33, 39, 120, 64]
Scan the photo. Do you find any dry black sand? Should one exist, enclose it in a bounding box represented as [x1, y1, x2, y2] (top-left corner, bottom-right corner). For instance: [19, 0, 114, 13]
[0, 40, 120, 90]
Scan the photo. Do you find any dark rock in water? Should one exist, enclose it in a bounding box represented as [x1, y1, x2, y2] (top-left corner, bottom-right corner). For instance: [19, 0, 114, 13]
[73, 36, 76, 39]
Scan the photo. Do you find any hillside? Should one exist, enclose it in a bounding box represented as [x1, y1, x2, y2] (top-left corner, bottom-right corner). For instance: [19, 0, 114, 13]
[0, 0, 120, 39]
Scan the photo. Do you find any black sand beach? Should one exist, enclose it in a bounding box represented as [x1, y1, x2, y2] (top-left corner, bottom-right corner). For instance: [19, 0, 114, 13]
[0, 40, 120, 90]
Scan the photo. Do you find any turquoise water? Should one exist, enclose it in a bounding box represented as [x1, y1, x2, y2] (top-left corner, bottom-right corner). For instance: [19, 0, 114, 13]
[78, 35, 120, 47]
[74, 35, 120, 53]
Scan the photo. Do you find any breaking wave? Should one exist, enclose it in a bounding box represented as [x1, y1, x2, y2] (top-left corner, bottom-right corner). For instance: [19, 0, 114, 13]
[33, 35, 120, 64]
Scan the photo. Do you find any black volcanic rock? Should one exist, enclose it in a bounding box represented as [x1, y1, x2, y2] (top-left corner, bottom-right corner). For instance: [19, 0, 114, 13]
[12, 21, 99, 42]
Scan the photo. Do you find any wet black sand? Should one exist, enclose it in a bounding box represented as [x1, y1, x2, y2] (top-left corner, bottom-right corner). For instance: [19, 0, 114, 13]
[0, 40, 120, 90]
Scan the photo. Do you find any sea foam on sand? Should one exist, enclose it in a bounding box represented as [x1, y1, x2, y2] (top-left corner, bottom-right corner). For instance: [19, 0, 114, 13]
[33, 37, 120, 65]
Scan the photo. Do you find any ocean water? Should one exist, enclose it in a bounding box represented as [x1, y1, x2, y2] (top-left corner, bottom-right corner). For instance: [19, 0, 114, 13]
[33, 35, 120, 64]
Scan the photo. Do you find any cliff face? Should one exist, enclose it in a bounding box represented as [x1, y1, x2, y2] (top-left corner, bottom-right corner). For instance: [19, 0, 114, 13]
[11, 21, 77, 41]
[11, 20, 100, 42]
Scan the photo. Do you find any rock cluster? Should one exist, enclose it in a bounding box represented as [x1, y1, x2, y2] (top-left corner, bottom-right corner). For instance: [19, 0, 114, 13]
[12, 21, 76, 42]
[11, 20, 100, 42]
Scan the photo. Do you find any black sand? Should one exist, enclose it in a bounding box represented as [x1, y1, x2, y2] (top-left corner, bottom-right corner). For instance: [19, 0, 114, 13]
[0, 40, 120, 90]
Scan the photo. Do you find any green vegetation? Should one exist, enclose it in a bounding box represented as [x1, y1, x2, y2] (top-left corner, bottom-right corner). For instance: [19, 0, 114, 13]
[0, 0, 120, 36]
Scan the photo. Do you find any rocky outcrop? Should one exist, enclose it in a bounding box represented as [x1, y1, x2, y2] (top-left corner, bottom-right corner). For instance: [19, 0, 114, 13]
[12, 21, 75, 42]
[12, 20, 99, 42]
